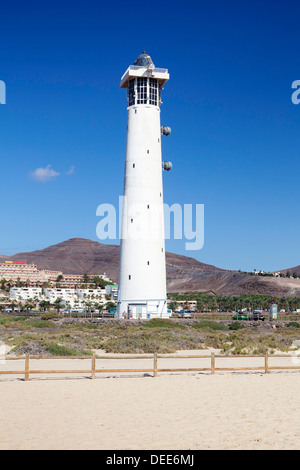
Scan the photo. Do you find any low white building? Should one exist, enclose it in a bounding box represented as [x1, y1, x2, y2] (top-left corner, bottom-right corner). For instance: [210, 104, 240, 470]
[10, 287, 107, 309]
[76, 288, 106, 301]
[105, 285, 118, 300]
[10, 287, 43, 301]
[43, 288, 76, 307]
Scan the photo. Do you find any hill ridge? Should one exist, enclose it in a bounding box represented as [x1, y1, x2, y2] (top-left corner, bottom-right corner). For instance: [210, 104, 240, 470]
[1, 238, 300, 297]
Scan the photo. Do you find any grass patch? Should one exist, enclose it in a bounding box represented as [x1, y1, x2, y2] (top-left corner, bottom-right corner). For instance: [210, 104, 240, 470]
[45, 342, 87, 356]
[192, 321, 228, 331]
[100, 327, 202, 354]
[25, 320, 57, 329]
[0, 315, 26, 326]
[142, 319, 185, 329]
[0, 315, 57, 329]
[4, 315, 300, 357]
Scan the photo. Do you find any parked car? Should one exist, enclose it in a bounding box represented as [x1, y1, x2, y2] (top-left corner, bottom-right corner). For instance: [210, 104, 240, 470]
[177, 310, 185, 318]
[232, 311, 249, 321]
[177, 310, 192, 318]
[249, 310, 265, 321]
[183, 310, 192, 319]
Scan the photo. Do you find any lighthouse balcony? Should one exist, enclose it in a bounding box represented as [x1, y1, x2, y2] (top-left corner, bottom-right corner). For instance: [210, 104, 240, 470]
[120, 65, 169, 89]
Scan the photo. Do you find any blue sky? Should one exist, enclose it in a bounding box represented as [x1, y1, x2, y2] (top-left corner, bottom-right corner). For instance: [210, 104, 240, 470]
[0, 0, 299, 272]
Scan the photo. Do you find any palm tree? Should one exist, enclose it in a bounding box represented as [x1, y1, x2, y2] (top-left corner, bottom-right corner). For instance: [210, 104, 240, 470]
[82, 274, 90, 284]
[10, 300, 18, 312]
[53, 297, 64, 313]
[0, 278, 7, 292]
[168, 301, 178, 311]
[25, 301, 35, 313]
[39, 300, 51, 312]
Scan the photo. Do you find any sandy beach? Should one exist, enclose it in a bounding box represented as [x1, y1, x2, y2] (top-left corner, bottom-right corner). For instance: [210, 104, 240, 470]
[1, 350, 300, 450]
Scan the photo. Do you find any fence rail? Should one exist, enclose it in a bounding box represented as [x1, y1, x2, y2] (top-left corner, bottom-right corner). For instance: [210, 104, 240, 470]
[1, 352, 300, 382]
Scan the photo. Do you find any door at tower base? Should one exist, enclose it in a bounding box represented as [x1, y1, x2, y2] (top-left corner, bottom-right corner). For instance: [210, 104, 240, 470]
[116, 299, 169, 319]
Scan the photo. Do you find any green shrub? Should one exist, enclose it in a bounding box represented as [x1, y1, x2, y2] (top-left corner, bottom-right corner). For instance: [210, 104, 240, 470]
[229, 321, 245, 330]
[45, 343, 81, 356]
[287, 322, 300, 328]
[40, 312, 63, 320]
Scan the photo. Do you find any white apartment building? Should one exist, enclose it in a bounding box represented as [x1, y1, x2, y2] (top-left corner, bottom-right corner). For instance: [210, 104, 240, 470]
[76, 288, 106, 302]
[44, 288, 106, 308]
[1, 261, 112, 288]
[9, 287, 107, 309]
[10, 287, 43, 301]
[1, 262, 44, 285]
[61, 273, 113, 286]
[43, 288, 77, 307]
[0, 261, 63, 286]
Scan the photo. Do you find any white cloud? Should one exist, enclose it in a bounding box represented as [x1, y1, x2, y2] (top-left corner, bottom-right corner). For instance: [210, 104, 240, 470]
[66, 165, 75, 175]
[31, 165, 60, 182]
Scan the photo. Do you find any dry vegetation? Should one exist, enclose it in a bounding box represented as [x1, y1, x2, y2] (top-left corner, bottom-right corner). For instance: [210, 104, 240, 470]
[1, 315, 300, 356]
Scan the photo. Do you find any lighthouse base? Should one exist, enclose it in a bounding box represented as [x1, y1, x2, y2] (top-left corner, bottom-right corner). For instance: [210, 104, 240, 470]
[116, 299, 170, 320]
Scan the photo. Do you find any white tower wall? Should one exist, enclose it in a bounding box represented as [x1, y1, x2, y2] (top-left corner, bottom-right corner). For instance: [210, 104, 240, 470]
[117, 53, 170, 319]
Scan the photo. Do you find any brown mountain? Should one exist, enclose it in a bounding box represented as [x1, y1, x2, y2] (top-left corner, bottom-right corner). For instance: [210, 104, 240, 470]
[276, 265, 300, 276]
[9, 238, 121, 280]
[3, 238, 300, 297]
[7, 238, 221, 282]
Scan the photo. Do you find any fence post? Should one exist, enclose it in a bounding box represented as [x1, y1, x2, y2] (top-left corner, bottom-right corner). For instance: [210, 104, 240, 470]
[91, 353, 96, 380]
[153, 353, 158, 377]
[265, 352, 269, 374]
[211, 352, 215, 375]
[25, 354, 30, 382]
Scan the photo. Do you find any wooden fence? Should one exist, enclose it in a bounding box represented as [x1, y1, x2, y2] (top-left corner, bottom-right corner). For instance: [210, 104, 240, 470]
[1, 352, 300, 381]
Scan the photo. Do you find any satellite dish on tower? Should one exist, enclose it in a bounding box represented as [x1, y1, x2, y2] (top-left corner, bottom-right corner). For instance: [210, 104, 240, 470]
[163, 161, 172, 171]
[162, 126, 171, 136]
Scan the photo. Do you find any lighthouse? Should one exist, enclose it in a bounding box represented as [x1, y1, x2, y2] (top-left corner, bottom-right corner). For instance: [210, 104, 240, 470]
[117, 52, 171, 319]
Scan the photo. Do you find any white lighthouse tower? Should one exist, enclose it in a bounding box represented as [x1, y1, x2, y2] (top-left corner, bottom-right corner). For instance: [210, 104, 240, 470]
[117, 52, 171, 319]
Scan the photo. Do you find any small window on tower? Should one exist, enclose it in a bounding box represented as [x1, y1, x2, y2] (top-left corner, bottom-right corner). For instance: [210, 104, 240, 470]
[149, 78, 158, 106]
[147, 261, 150, 265]
[133, 163, 135, 168]
[129, 275, 131, 280]
[128, 79, 135, 107]
[137, 77, 147, 104]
